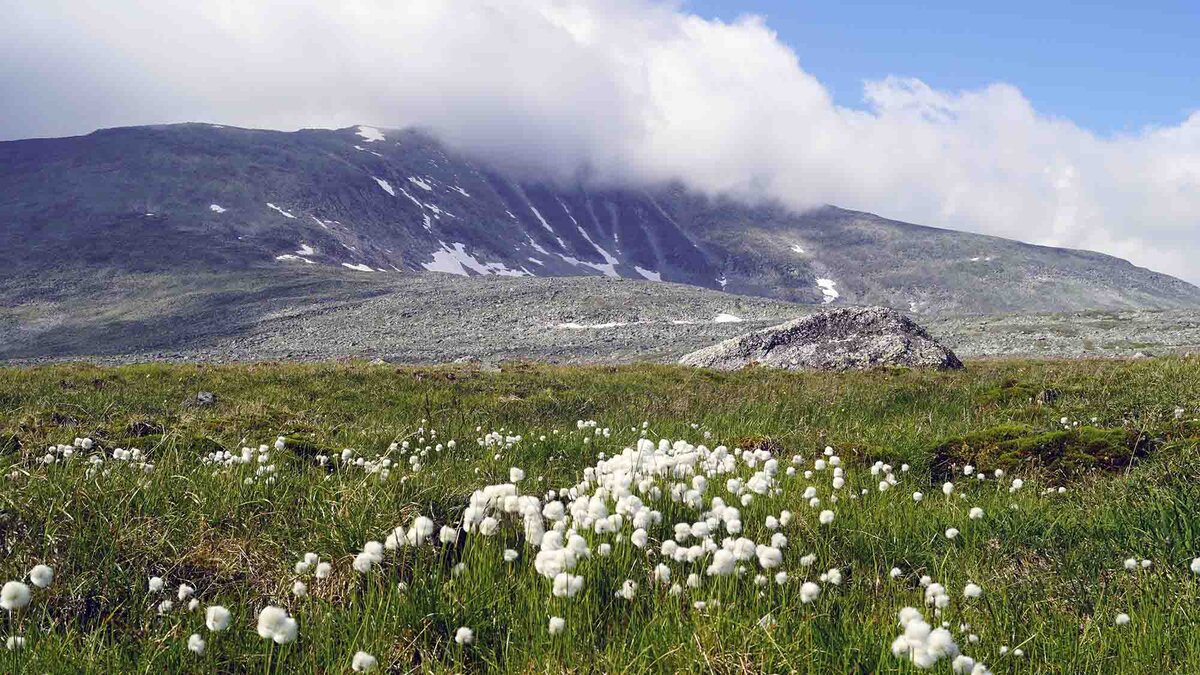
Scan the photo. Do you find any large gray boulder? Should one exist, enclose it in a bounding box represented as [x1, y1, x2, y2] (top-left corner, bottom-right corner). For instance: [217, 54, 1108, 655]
[679, 307, 964, 372]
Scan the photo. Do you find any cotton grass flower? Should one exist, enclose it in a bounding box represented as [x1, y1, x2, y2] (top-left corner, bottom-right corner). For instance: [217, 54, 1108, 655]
[206, 605, 231, 631]
[548, 616, 566, 635]
[963, 583, 983, 599]
[1191, 557, 1200, 574]
[352, 651, 378, 671]
[256, 605, 298, 644]
[315, 562, 332, 579]
[818, 509, 835, 525]
[1115, 612, 1131, 625]
[891, 607, 960, 669]
[945, 528, 960, 540]
[187, 633, 206, 655]
[799, 581, 821, 603]
[454, 626, 475, 645]
[293, 581, 308, 597]
[1, 582, 32, 611]
[28, 564, 53, 589]
[148, 576, 164, 592]
[5, 636, 26, 651]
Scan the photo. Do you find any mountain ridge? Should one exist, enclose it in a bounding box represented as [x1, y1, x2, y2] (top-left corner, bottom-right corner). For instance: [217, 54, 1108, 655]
[2, 122, 1197, 315]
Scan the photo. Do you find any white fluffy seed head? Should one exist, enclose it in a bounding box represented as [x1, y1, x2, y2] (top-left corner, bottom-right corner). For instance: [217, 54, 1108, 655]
[187, 633, 205, 655]
[352, 651, 378, 672]
[205, 605, 231, 631]
[28, 564, 54, 589]
[1, 581, 32, 611]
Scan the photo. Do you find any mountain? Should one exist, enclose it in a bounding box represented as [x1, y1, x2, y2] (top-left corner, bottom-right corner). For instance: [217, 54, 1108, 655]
[2, 122, 1198, 315]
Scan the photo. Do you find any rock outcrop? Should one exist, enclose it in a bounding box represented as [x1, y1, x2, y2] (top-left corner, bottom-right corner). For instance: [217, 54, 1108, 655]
[679, 307, 964, 372]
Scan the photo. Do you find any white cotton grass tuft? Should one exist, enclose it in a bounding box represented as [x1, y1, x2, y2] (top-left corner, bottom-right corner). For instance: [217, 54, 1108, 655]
[1192, 557, 1200, 574]
[28, 564, 54, 589]
[256, 605, 298, 644]
[818, 509, 835, 525]
[293, 580, 308, 597]
[1115, 612, 1131, 625]
[315, 562, 333, 579]
[6, 636, 26, 651]
[963, 582, 983, 599]
[799, 581, 821, 603]
[891, 606, 960, 669]
[187, 633, 206, 655]
[148, 576, 164, 592]
[454, 626, 475, 645]
[205, 605, 231, 631]
[1, 581, 32, 611]
[352, 650, 378, 671]
[548, 616, 566, 635]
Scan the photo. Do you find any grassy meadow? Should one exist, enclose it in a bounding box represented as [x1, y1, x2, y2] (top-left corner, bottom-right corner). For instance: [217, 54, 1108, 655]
[1, 358, 1200, 672]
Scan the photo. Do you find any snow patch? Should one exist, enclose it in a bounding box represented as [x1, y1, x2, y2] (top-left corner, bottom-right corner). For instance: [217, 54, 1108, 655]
[275, 254, 314, 264]
[422, 242, 530, 277]
[209, 204, 226, 213]
[450, 185, 471, 197]
[341, 263, 375, 272]
[634, 266, 662, 282]
[717, 275, 728, 289]
[572, 227, 620, 278]
[790, 244, 806, 254]
[266, 203, 295, 219]
[296, 243, 315, 256]
[373, 177, 395, 196]
[816, 278, 839, 304]
[408, 176, 434, 191]
[356, 126, 385, 143]
[713, 313, 743, 323]
[556, 322, 630, 329]
[397, 186, 425, 210]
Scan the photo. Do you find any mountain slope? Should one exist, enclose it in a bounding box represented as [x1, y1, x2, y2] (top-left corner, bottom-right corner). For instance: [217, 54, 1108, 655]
[2, 122, 1197, 315]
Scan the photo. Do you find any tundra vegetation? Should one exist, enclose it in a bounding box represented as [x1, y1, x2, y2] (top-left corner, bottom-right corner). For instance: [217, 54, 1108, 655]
[1, 358, 1199, 672]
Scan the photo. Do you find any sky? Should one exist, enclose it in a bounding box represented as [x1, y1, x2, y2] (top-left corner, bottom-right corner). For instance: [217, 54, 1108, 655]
[1, 0, 1198, 283]
[686, 0, 1200, 135]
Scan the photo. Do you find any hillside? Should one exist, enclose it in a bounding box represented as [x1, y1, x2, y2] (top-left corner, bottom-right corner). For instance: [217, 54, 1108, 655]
[2, 123, 1197, 317]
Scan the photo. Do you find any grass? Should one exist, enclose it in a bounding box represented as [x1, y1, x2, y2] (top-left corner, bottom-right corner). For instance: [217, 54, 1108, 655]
[0, 357, 1199, 672]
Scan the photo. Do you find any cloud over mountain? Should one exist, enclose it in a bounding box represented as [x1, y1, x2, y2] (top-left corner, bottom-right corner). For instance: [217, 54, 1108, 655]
[2, 0, 1198, 281]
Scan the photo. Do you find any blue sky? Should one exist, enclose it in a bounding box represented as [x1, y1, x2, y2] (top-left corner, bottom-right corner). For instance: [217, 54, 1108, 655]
[687, 0, 1199, 135]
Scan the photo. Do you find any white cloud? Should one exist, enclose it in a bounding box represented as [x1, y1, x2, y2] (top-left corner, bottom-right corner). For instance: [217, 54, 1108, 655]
[1, 0, 1198, 282]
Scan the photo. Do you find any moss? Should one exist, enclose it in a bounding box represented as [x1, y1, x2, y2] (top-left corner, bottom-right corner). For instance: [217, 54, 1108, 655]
[931, 424, 1151, 479]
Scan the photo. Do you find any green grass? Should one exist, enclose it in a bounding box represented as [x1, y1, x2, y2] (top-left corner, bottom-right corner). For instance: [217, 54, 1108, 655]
[1, 358, 1199, 673]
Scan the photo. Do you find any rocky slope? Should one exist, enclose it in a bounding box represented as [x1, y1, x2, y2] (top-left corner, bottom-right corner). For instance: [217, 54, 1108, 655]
[2, 123, 1198, 317]
[4, 269, 1200, 365]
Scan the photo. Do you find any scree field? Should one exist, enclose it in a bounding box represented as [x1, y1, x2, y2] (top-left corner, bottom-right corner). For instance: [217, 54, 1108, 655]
[2, 358, 1199, 673]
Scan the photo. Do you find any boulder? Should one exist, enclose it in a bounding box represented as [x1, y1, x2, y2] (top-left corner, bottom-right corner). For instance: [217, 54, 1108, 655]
[679, 307, 963, 372]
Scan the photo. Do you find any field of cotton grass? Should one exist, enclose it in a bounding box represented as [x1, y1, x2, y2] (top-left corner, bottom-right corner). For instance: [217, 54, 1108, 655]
[2, 358, 1200, 672]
